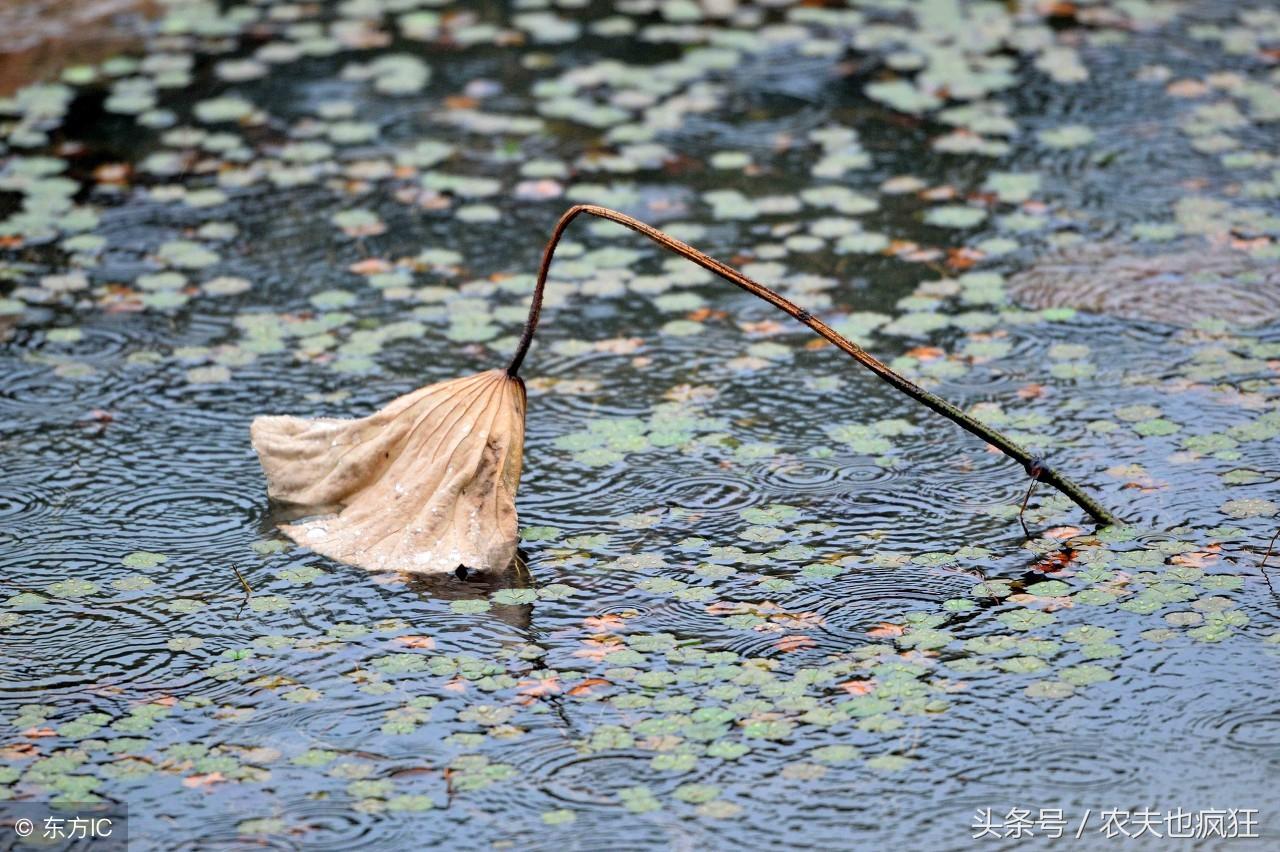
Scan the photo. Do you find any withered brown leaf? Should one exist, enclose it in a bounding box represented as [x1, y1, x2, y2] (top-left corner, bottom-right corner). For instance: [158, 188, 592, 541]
[252, 369, 525, 574]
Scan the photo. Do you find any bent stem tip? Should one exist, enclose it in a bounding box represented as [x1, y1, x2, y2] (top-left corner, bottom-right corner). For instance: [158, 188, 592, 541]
[507, 204, 1120, 528]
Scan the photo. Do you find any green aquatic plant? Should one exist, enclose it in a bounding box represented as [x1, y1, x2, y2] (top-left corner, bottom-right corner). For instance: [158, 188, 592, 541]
[253, 204, 1119, 574]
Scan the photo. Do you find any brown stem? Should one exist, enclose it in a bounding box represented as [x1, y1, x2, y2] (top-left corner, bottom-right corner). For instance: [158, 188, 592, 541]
[507, 204, 1120, 527]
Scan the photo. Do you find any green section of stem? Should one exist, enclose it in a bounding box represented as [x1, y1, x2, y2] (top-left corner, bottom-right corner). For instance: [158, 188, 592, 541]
[508, 204, 1120, 527]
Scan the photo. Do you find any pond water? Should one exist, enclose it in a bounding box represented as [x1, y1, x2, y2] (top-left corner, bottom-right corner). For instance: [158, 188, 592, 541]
[2, 0, 1279, 848]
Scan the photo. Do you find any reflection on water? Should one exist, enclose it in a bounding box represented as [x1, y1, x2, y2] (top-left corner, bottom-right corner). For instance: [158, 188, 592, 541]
[0, 0, 156, 95]
[404, 555, 534, 630]
[1, 0, 1278, 849]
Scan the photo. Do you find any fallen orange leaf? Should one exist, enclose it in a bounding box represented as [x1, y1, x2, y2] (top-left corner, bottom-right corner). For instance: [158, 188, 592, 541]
[772, 611, 826, 630]
[947, 246, 985, 270]
[348, 258, 392, 275]
[572, 637, 625, 661]
[567, 678, 611, 696]
[93, 163, 131, 184]
[1010, 592, 1075, 612]
[183, 772, 226, 788]
[1, 743, 39, 760]
[515, 178, 564, 201]
[594, 337, 644, 355]
[1166, 79, 1208, 98]
[906, 346, 944, 361]
[739, 320, 785, 335]
[1040, 1, 1079, 18]
[900, 247, 943, 263]
[1171, 546, 1220, 568]
[839, 679, 877, 695]
[582, 614, 626, 633]
[920, 185, 957, 201]
[775, 635, 816, 653]
[517, 676, 561, 699]
[1032, 548, 1077, 573]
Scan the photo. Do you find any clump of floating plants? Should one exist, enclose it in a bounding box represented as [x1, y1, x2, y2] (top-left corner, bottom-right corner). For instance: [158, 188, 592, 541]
[252, 205, 1119, 574]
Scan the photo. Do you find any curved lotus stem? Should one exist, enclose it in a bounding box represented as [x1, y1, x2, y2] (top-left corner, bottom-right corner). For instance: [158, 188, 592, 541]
[507, 204, 1119, 527]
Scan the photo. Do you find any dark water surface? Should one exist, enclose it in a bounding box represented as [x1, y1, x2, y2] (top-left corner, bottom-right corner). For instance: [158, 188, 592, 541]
[1, 1, 1278, 849]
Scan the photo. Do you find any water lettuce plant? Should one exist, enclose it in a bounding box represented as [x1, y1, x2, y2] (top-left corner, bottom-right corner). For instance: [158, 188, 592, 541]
[252, 205, 1118, 573]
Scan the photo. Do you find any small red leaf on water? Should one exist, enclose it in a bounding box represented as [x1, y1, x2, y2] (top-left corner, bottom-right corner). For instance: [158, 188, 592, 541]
[1040, 1, 1079, 19]
[517, 677, 561, 700]
[1010, 592, 1074, 612]
[1171, 546, 1220, 568]
[839, 680, 877, 695]
[899, 246, 943, 263]
[775, 635, 815, 653]
[704, 601, 749, 616]
[514, 179, 563, 200]
[1, 743, 40, 760]
[582, 614, 626, 633]
[183, 772, 226, 789]
[395, 635, 436, 649]
[867, 622, 905, 638]
[946, 246, 984, 270]
[348, 258, 392, 275]
[567, 678, 610, 697]
[572, 637, 624, 661]
[1166, 79, 1208, 98]
[594, 337, 644, 355]
[94, 163, 131, 184]
[739, 320, 785, 335]
[920, 185, 956, 201]
[1230, 235, 1270, 250]
[772, 611, 825, 630]
[1032, 548, 1077, 574]
[906, 346, 944, 361]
